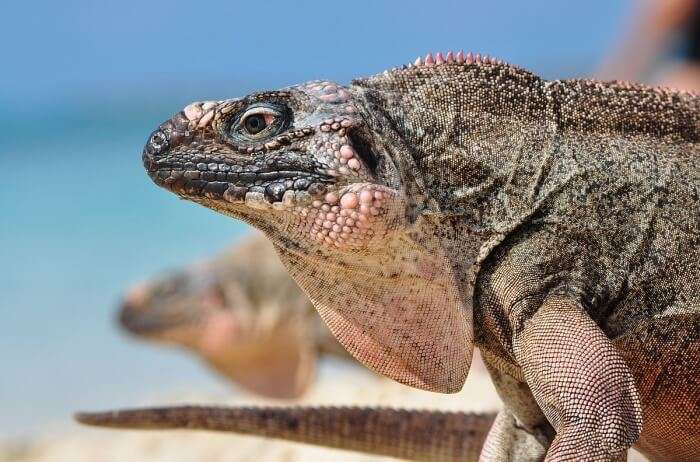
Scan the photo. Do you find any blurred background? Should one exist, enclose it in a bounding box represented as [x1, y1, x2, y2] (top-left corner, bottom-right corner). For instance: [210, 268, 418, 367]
[1, 0, 697, 460]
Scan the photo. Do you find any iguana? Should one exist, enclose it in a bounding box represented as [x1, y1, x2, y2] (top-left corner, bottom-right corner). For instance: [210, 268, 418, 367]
[79, 51, 699, 461]
[119, 234, 350, 399]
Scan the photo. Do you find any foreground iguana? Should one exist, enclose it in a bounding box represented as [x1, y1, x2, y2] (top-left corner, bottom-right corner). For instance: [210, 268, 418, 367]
[80, 51, 699, 461]
[119, 234, 350, 399]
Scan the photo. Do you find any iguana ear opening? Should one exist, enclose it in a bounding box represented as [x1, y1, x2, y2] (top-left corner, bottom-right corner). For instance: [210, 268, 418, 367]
[273, 240, 473, 393]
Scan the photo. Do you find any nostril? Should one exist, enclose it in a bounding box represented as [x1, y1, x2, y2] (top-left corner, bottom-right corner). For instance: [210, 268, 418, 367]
[118, 301, 139, 331]
[146, 129, 169, 155]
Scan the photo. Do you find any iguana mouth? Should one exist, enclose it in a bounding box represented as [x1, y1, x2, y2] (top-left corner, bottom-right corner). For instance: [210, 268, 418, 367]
[141, 114, 335, 204]
[144, 149, 335, 204]
[119, 300, 202, 336]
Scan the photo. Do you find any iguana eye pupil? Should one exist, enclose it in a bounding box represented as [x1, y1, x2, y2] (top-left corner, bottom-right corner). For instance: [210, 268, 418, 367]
[244, 114, 268, 134]
[231, 104, 287, 141]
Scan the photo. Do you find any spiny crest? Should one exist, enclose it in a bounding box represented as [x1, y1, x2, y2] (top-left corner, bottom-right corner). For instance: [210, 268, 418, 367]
[381, 50, 510, 76]
[412, 50, 506, 68]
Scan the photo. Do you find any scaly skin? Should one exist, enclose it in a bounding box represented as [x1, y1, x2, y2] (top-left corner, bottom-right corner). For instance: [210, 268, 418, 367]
[82, 51, 699, 460]
[119, 234, 349, 399]
[76, 406, 496, 462]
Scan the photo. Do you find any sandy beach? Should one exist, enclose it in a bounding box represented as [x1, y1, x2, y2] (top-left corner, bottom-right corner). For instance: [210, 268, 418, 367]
[1, 359, 500, 462]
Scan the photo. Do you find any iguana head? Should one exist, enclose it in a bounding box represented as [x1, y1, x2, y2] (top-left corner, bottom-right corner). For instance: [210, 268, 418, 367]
[141, 52, 536, 392]
[143, 81, 406, 254]
[119, 261, 232, 345]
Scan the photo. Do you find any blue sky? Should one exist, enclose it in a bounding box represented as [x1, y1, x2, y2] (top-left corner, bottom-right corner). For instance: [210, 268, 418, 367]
[0, 0, 632, 110]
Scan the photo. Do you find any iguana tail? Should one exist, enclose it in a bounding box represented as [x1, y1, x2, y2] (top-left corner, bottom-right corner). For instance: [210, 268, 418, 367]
[76, 405, 495, 462]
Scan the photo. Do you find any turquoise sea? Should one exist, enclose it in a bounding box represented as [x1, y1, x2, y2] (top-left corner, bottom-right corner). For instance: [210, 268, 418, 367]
[0, 0, 632, 439]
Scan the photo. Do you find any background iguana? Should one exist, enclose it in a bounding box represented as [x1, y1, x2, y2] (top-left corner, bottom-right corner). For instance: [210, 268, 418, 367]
[79, 51, 699, 461]
[119, 234, 350, 399]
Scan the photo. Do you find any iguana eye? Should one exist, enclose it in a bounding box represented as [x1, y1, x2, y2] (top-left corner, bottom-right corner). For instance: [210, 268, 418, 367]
[229, 104, 288, 142]
[243, 114, 270, 134]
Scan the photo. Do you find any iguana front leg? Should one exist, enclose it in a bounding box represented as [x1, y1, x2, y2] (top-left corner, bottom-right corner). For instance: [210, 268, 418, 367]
[512, 294, 643, 461]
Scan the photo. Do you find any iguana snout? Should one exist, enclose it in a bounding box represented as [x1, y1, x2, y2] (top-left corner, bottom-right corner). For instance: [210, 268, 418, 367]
[119, 265, 228, 343]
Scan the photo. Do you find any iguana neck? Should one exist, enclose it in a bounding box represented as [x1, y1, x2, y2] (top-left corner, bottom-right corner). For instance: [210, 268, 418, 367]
[351, 62, 554, 233]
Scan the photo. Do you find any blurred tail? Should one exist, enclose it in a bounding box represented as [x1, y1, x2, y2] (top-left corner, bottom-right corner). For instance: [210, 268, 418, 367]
[76, 405, 495, 462]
